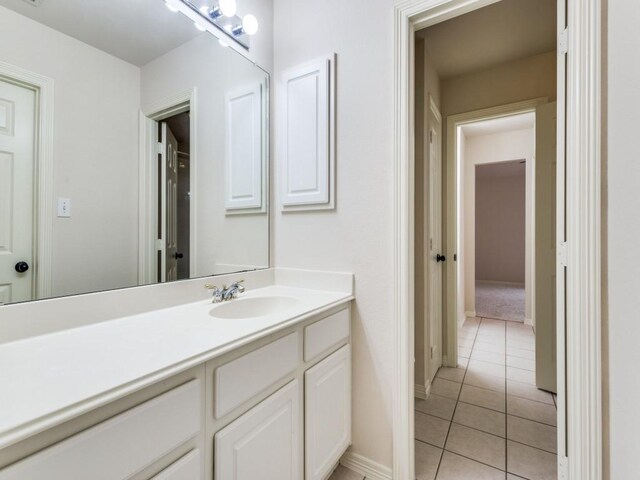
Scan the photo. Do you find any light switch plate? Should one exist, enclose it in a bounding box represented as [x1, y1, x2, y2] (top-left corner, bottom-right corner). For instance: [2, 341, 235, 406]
[57, 198, 71, 218]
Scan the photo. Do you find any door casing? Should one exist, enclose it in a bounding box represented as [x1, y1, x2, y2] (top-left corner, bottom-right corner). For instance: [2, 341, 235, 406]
[393, 1, 602, 479]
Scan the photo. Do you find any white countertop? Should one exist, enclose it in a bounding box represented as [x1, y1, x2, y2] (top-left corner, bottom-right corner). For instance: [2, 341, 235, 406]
[0, 284, 352, 449]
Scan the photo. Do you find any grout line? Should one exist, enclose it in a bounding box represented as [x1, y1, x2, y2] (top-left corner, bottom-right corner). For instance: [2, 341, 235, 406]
[504, 317, 509, 473]
[506, 437, 559, 456]
[441, 447, 506, 473]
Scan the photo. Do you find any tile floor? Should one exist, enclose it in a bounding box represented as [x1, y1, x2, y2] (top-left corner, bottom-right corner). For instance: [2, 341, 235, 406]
[415, 317, 557, 480]
[328, 316, 557, 480]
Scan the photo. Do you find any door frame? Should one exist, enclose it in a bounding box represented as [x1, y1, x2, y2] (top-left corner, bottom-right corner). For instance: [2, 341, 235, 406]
[139, 88, 197, 284]
[392, 1, 602, 480]
[444, 97, 547, 368]
[0, 61, 53, 300]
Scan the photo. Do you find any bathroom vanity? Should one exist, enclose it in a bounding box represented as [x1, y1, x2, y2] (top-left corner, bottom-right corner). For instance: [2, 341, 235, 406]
[0, 269, 353, 480]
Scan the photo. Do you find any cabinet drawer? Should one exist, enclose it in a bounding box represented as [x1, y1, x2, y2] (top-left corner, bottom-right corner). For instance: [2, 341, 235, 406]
[304, 308, 349, 361]
[0, 380, 201, 480]
[151, 449, 201, 480]
[214, 332, 298, 418]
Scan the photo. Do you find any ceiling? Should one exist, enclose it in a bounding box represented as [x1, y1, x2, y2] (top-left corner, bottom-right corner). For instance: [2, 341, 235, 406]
[476, 159, 526, 179]
[416, 0, 556, 79]
[461, 112, 535, 137]
[0, 0, 203, 66]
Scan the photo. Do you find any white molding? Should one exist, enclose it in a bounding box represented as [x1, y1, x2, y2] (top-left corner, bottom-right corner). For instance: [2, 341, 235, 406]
[393, 2, 602, 480]
[524, 317, 534, 327]
[564, 0, 602, 477]
[339, 452, 392, 480]
[0, 60, 54, 300]
[139, 89, 196, 283]
[414, 380, 431, 400]
[445, 97, 546, 370]
[279, 53, 336, 212]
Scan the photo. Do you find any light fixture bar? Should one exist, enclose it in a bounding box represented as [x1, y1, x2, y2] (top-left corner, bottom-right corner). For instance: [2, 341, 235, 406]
[178, 0, 253, 50]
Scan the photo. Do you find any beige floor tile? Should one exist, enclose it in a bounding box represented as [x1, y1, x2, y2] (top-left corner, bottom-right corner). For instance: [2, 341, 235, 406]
[453, 402, 506, 437]
[468, 359, 506, 379]
[475, 333, 506, 346]
[506, 380, 555, 405]
[415, 440, 443, 480]
[432, 378, 463, 400]
[507, 339, 535, 351]
[458, 336, 475, 348]
[472, 349, 506, 366]
[507, 441, 557, 480]
[327, 465, 364, 480]
[445, 424, 506, 470]
[506, 346, 535, 360]
[416, 411, 451, 448]
[458, 346, 472, 358]
[507, 475, 525, 479]
[436, 451, 505, 480]
[460, 384, 506, 413]
[474, 341, 507, 355]
[507, 396, 557, 426]
[506, 367, 535, 385]
[464, 371, 506, 393]
[416, 394, 457, 421]
[507, 415, 557, 453]
[457, 356, 469, 368]
[506, 355, 535, 371]
[436, 366, 466, 383]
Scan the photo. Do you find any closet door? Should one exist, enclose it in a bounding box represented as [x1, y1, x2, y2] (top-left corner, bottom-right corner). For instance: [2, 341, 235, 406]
[214, 380, 301, 480]
[305, 346, 351, 480]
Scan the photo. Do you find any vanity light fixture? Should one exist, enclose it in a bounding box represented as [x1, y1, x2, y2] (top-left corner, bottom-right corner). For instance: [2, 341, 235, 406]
[176, 0, 258, 50]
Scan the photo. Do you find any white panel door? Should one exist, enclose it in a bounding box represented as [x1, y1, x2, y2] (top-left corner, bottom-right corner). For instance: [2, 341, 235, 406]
[305, 346, 351, 480]
[535, 101, 558, 393]
[0, 79, 35, 304]
[427, 99, 443, 381]
[280, 56, 332, 207]
[215, 380, 302, 480]
[225, 84, 263, 211]
[160, 123, 179, 282]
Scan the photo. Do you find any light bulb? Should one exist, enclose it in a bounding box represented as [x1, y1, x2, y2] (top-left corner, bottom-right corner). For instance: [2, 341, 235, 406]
[219, 0, 237, 17]
[242, 14, 258, 35]
[194, 22, 207, 31]
[165, 1, 179, 12]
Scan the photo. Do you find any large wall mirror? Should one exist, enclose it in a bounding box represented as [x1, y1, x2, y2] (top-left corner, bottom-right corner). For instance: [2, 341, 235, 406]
[0, 0, 270, 305]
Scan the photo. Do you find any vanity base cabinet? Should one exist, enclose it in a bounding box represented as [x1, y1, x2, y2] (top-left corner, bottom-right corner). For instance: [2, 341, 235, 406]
[214, 379, 302, 480]
[305, 345, 351, 480]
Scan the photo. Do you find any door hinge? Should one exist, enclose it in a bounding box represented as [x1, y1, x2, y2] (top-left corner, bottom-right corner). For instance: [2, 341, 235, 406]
[156, 142, 163, 155]
[156, 238, 165, 251]
[558, 241, 568, 267]
[429, 130, 434, 143]
[558, 455, 569, 479]
[558, 28, 568, 55]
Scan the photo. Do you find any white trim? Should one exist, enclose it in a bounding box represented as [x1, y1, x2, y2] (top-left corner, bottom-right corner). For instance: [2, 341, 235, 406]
[414, 380, 431, 400]
[339, 452, 392, 480]
[139, 89, 197, 284]
[464, 310, 476, 318]
[445, 97, 546, 367]
[393, 1, 602, 480]
[524, 317, 534, 327]
[0, 61, 53, 300]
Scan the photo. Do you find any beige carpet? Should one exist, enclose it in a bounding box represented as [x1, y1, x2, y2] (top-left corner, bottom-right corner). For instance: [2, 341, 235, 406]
[475, 281, 525, 322]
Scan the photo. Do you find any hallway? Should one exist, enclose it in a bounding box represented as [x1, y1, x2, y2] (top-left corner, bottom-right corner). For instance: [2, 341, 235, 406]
[414, 317, 557, 480]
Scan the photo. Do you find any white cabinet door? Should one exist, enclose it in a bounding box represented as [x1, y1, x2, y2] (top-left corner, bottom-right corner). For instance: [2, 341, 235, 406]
[215, 380, 301, 480]
[305, 345, 351, 480]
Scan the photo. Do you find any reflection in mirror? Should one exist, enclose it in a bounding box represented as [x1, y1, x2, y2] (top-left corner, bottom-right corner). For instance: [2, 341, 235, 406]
[0, 0, 269, 305]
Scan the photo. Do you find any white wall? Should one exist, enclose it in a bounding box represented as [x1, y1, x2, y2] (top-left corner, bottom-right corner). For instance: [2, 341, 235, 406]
[606, 1, 640, 478]
[141, 34, 270, 276]
[273, 0, 395, 468]
[0, 5, 141, 297]
[461, 128, 534, 318]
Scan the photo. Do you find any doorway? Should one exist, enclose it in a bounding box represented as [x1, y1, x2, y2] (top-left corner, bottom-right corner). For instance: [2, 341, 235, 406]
[412, 0, 563, 478]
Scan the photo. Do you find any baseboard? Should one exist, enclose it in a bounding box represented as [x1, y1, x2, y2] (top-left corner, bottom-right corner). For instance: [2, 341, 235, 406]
[340, 452, 393, 480]
[414, 380, 431, 400]
[524, 317, 534, 326]
[476, 280, 525, 287]
[464, 311, 476, 320]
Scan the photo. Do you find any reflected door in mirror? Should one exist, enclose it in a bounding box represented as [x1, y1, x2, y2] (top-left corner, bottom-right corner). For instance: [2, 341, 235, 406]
[0, 80, 36, 304]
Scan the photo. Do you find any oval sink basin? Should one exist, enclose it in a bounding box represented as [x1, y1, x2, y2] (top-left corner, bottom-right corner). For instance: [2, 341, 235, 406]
[209, 296, 300, 319]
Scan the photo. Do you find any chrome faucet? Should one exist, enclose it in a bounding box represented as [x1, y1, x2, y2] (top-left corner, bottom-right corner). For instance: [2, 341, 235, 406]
[205, 280, 245, 303]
